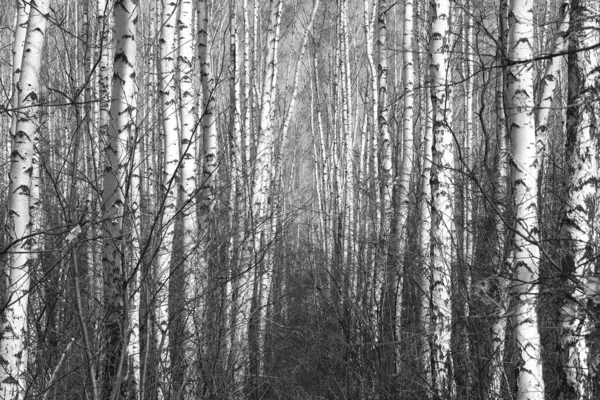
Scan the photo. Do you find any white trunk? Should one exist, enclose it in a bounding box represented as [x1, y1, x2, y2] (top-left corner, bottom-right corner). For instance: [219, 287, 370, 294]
[507, 0, 545, 398]
[250, 0, 282, 384]
[460, 1, 474, 391]
[391, 0, 416, 371]
[535, 0, 570, 172]
[198, 0, 218, 224]
[156, 0, 180, 397]
[339, 0, 355, 303]
[9, 0, 30, 147]
[429, 0, 455, 397]
[102, 0, 137, 398]
[487, 3, 510, 399]
[488, 65, 511, 400]
[228, 2, 249, 394]
[363, 0, 381, 336]
[177, 0, 198, 388]
[94, 0, 111, 307]
[557, 1, 598, 397]
[419, 67, 433, 397]
[378, 0, 392, 230]
[1, 2, 48, 398]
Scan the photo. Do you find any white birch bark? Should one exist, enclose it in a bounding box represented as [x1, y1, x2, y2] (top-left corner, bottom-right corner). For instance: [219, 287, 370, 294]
[198, 0, 217, 225]
[390, 0, 416, 375]
[9, 0, 30, 148]
[249, 0, 282, 386]
[557, 0, 599, 397]
[507, 0, 545, 398]
[228, 2, 249, 394]
[487, 3, 511, 398]
[97, 0, 111, 153]
[174, 1, 198, 397]
[378, 0, 392, 233]
[419, 70, 434, 398]
[460, 1, 474, 391]
[128, 137, 142, 400]
[339, 0, 355, 304]
[535, 0, 570, 172]
[488, 63, 511, 400]
[4, 1, 30, 378]
[363, 0, 382, 336]
[93, 0, 112, 308]
[155, 0, 180, 397]
[375, 1, 395, 378]
[428, 0, 455, 397]
[0, 1, 48, 398]
[102, 0, 137, 398]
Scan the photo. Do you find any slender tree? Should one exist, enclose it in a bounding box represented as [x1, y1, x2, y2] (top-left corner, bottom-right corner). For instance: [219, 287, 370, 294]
[429, 0, 455, 396]
[249, 0, 282, 392]
[155, 0, 180, 396]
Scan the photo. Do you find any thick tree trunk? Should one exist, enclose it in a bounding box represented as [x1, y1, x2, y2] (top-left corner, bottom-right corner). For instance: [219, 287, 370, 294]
[102, 1, 137, 398]
[535, 0, 570, 175]
[507, 0, 545, 398]
[9, 0, 30, 148]
[0, 1, 49, 398]
[557, 1, 599, 397]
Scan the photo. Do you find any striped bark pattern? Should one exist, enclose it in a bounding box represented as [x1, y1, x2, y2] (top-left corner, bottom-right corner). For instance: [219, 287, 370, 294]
[1, 1, 48, 399]
[429, 0, 455, 397]
[507, 0, 545, 398]
[102, 0, 138, 397]
[557, 0, 599, 397]
[156, 0, 180, 396]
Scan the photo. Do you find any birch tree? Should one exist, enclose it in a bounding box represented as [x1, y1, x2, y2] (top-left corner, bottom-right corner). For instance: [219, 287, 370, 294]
[249, 0, 282, 390]
[506, 0, 545, 398]
[557, 0, 599, 397]
[102, 0, 138, 398]
[535, 0, 570, 175]
[175, 0, 198, 395]
[429, 0, 455, 396]
[1, 1, 49, 398]
[155, 0, 180, 396]
[9, 0, 30, 148]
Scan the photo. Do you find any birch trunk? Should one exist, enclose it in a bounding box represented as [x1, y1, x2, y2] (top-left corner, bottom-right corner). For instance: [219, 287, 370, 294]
[428, 0, 455, 397]
[535, 0, 570, 174]
[375, 0, 396, 382]
[173, 1, 199, 397]
[395, 0, 415, 346]
[102, 0, 137, 398]
[228, 2, 249, 394]
[419, 68, 433, 398]
[339, 0, 355, 311]
[460, 1, 474, 392]
[9, 0, 30, 148]
[488, 58, 511, 400]
[156, 0, 180, 397]
[507, 0, 545, 398]
[487, 2, 511, 398]
[93, 0, 112, 309]
[557, 1, 599, 397]
[0, 1, 48, 398]
[249, 0, 282, 391]
[363, 0, 381, 338]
